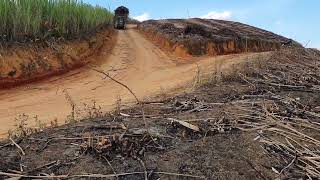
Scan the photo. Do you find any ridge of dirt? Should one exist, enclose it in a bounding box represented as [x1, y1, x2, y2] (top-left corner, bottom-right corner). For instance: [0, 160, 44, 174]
[0, 28, 116, 89]
[138, 18, 302, 58]
[1, 47, 319, 179]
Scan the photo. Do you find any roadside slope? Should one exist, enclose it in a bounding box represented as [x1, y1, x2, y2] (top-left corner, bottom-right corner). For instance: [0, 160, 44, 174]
[0, 29, 116, 89]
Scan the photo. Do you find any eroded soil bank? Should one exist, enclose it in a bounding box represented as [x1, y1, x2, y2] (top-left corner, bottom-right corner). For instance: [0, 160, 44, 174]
[0, 29, 116, 89]
[138, 18, 302, 58]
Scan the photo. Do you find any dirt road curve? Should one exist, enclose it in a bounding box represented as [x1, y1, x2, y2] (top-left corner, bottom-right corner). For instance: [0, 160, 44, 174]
[0, 26, 264, 138]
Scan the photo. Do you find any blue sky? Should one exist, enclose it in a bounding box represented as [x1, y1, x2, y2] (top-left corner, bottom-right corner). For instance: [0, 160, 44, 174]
[85, 0, 319, 48]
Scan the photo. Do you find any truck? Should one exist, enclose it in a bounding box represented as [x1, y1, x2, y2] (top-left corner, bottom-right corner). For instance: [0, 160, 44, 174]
[114, 6, 129, 30]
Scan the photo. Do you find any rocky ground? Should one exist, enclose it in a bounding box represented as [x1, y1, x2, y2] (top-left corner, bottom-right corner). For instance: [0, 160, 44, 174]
[1, 47, 320, 179]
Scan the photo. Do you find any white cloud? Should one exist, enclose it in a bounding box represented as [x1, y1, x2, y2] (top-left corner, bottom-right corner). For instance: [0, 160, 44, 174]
[275, 20, 281, 25]
[133, 13, 150, 22]
[200, 11, 232, 20]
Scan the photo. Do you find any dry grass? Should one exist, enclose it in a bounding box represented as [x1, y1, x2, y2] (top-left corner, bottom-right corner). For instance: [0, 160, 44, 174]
[193, 47, 320, 178]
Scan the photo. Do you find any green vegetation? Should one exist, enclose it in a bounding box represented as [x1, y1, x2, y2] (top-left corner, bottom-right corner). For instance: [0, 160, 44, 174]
[0, 0, 113, 42]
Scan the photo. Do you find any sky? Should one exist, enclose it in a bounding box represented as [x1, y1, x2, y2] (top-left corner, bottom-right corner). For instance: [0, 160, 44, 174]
[85, 0, 319, 48]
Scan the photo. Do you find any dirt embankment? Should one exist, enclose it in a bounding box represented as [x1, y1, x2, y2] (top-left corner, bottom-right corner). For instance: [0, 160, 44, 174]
[0, 29, 116, 89]
[138, 18, 302, 57]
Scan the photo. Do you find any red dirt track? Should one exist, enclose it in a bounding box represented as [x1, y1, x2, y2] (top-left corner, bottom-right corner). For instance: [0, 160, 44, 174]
[0, 25, 268, 138]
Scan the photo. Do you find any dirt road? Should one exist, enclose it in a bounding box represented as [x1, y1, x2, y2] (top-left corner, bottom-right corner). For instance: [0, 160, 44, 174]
[0, 26, 264, 138]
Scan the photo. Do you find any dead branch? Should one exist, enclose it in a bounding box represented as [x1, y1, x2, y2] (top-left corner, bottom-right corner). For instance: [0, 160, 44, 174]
[92, 68, 140, 103]
[102, 156, 118, 180]
[10, 138, 25, 156]
[280, 154, 297, 177]
[27, 161, 59, 174]
[242, 157, 268, 180]
[0, 171, 206, 179]
[0, 142, 11, 149]
[168, 118, 200, 132]
[134, 156, 148, 180]
[91, 67, 159, 145]
[0, 172, 67, 179]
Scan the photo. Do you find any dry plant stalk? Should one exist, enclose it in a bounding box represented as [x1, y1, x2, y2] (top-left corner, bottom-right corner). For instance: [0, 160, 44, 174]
[9, 137, 25, 156]
[91, 68, 149, 131]
[193, 48, 320, 178]
[0, 171, 205, 179]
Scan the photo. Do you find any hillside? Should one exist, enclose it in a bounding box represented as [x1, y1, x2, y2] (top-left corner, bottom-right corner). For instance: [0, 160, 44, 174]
[139, 18, 302, 57]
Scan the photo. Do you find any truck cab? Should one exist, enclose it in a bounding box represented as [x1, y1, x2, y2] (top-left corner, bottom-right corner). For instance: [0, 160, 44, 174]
[114, 6, 129, 30]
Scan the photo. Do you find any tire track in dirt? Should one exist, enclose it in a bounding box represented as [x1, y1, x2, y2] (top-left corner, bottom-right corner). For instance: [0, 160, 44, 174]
[0, 26, 268, 138]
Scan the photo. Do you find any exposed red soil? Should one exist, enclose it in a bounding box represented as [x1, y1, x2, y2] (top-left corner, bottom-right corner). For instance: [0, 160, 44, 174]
[0, 26, 265, 138]
[138, 18, 302, 58]
[0, 29, 116, 89]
